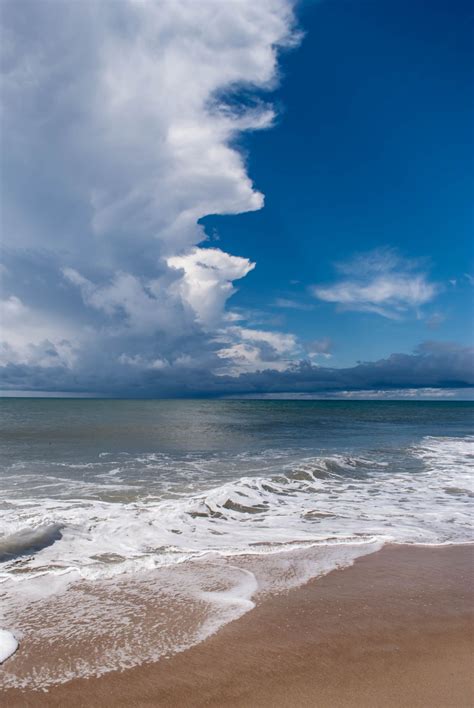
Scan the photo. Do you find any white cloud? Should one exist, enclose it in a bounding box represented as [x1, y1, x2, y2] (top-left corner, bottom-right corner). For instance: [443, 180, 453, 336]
[216, 342, 291, 375]
[274, 297, 314, 310]
[304, 337, 332, 358]
[233, 326, 297, 353]
[118, 353, 168, 370]
[1, 0, 301, 384]
[216, 326, 298, 374]
[62, 267, 188, 335]
[0, 296, 77, 368]
[167, 247, 255, 327]
[2, 0, 297, 254]
[333, 388, 459, 400]
[231, 388, 468, 400]
[312, 248, 438, 319]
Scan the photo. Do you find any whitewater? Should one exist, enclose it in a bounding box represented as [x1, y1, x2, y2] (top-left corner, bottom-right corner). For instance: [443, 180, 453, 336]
[0, 400, 472, 688]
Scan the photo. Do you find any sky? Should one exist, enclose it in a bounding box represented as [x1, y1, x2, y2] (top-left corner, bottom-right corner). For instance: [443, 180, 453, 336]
[0, 0, 473, 398]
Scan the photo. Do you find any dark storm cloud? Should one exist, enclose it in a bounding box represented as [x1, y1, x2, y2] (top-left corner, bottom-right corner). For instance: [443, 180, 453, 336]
[1, 342, 472, 398]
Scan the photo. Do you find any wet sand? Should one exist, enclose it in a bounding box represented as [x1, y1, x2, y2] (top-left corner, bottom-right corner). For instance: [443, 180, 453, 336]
[2, 544, 473, 707]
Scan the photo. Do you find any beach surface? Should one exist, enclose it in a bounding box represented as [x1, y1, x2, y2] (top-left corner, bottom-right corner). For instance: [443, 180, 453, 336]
[2, 544, 473, 707]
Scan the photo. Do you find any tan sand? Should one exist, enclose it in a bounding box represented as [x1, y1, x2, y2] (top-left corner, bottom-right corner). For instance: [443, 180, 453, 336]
[2, 544, 473, 707]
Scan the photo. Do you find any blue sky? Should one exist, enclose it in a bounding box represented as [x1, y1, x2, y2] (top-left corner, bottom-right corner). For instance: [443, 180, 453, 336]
[204, 0, 474, 368]
[0, 0, 473, 397]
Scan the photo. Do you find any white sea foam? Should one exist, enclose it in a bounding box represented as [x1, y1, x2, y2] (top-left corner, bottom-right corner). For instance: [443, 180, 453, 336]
[0, 630, 18, 664]
[0, 435, 472, 689]
[0, 543, 380, 689]
[1, 438, 472, 587]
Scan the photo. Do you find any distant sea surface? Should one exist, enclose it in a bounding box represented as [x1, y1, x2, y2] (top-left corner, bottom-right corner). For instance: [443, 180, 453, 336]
[1, 399, 473, 688]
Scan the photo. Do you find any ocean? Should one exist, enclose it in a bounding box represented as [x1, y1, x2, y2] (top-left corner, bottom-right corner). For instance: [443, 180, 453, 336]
[0, 399, 472, 688]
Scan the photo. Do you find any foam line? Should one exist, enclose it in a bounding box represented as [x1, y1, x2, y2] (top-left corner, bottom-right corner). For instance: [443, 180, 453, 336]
[0, 629, 18, 664]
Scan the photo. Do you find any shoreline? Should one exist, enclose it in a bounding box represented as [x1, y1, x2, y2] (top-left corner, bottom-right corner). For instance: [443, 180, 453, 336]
[2, 543, 473, 707]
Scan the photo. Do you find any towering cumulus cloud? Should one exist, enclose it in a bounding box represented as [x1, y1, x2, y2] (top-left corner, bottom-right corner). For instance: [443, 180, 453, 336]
[0, 0, 299, 392]
[1, 1, 472, 397]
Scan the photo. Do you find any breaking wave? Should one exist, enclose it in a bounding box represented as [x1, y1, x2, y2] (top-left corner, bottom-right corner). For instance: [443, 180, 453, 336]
[0, 435, 472, 689]
[1, 438, 472, 583]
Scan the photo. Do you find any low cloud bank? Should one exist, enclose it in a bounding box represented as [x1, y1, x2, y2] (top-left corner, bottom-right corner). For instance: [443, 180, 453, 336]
[1, 341, 472, 398]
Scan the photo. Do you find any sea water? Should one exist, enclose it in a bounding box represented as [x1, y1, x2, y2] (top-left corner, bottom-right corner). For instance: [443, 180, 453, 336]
[0, 399, 472, 688]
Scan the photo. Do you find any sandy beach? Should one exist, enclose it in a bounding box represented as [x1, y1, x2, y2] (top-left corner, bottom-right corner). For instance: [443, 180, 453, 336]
[2, 544, 473, 708]
[2, 0, 473, 701]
